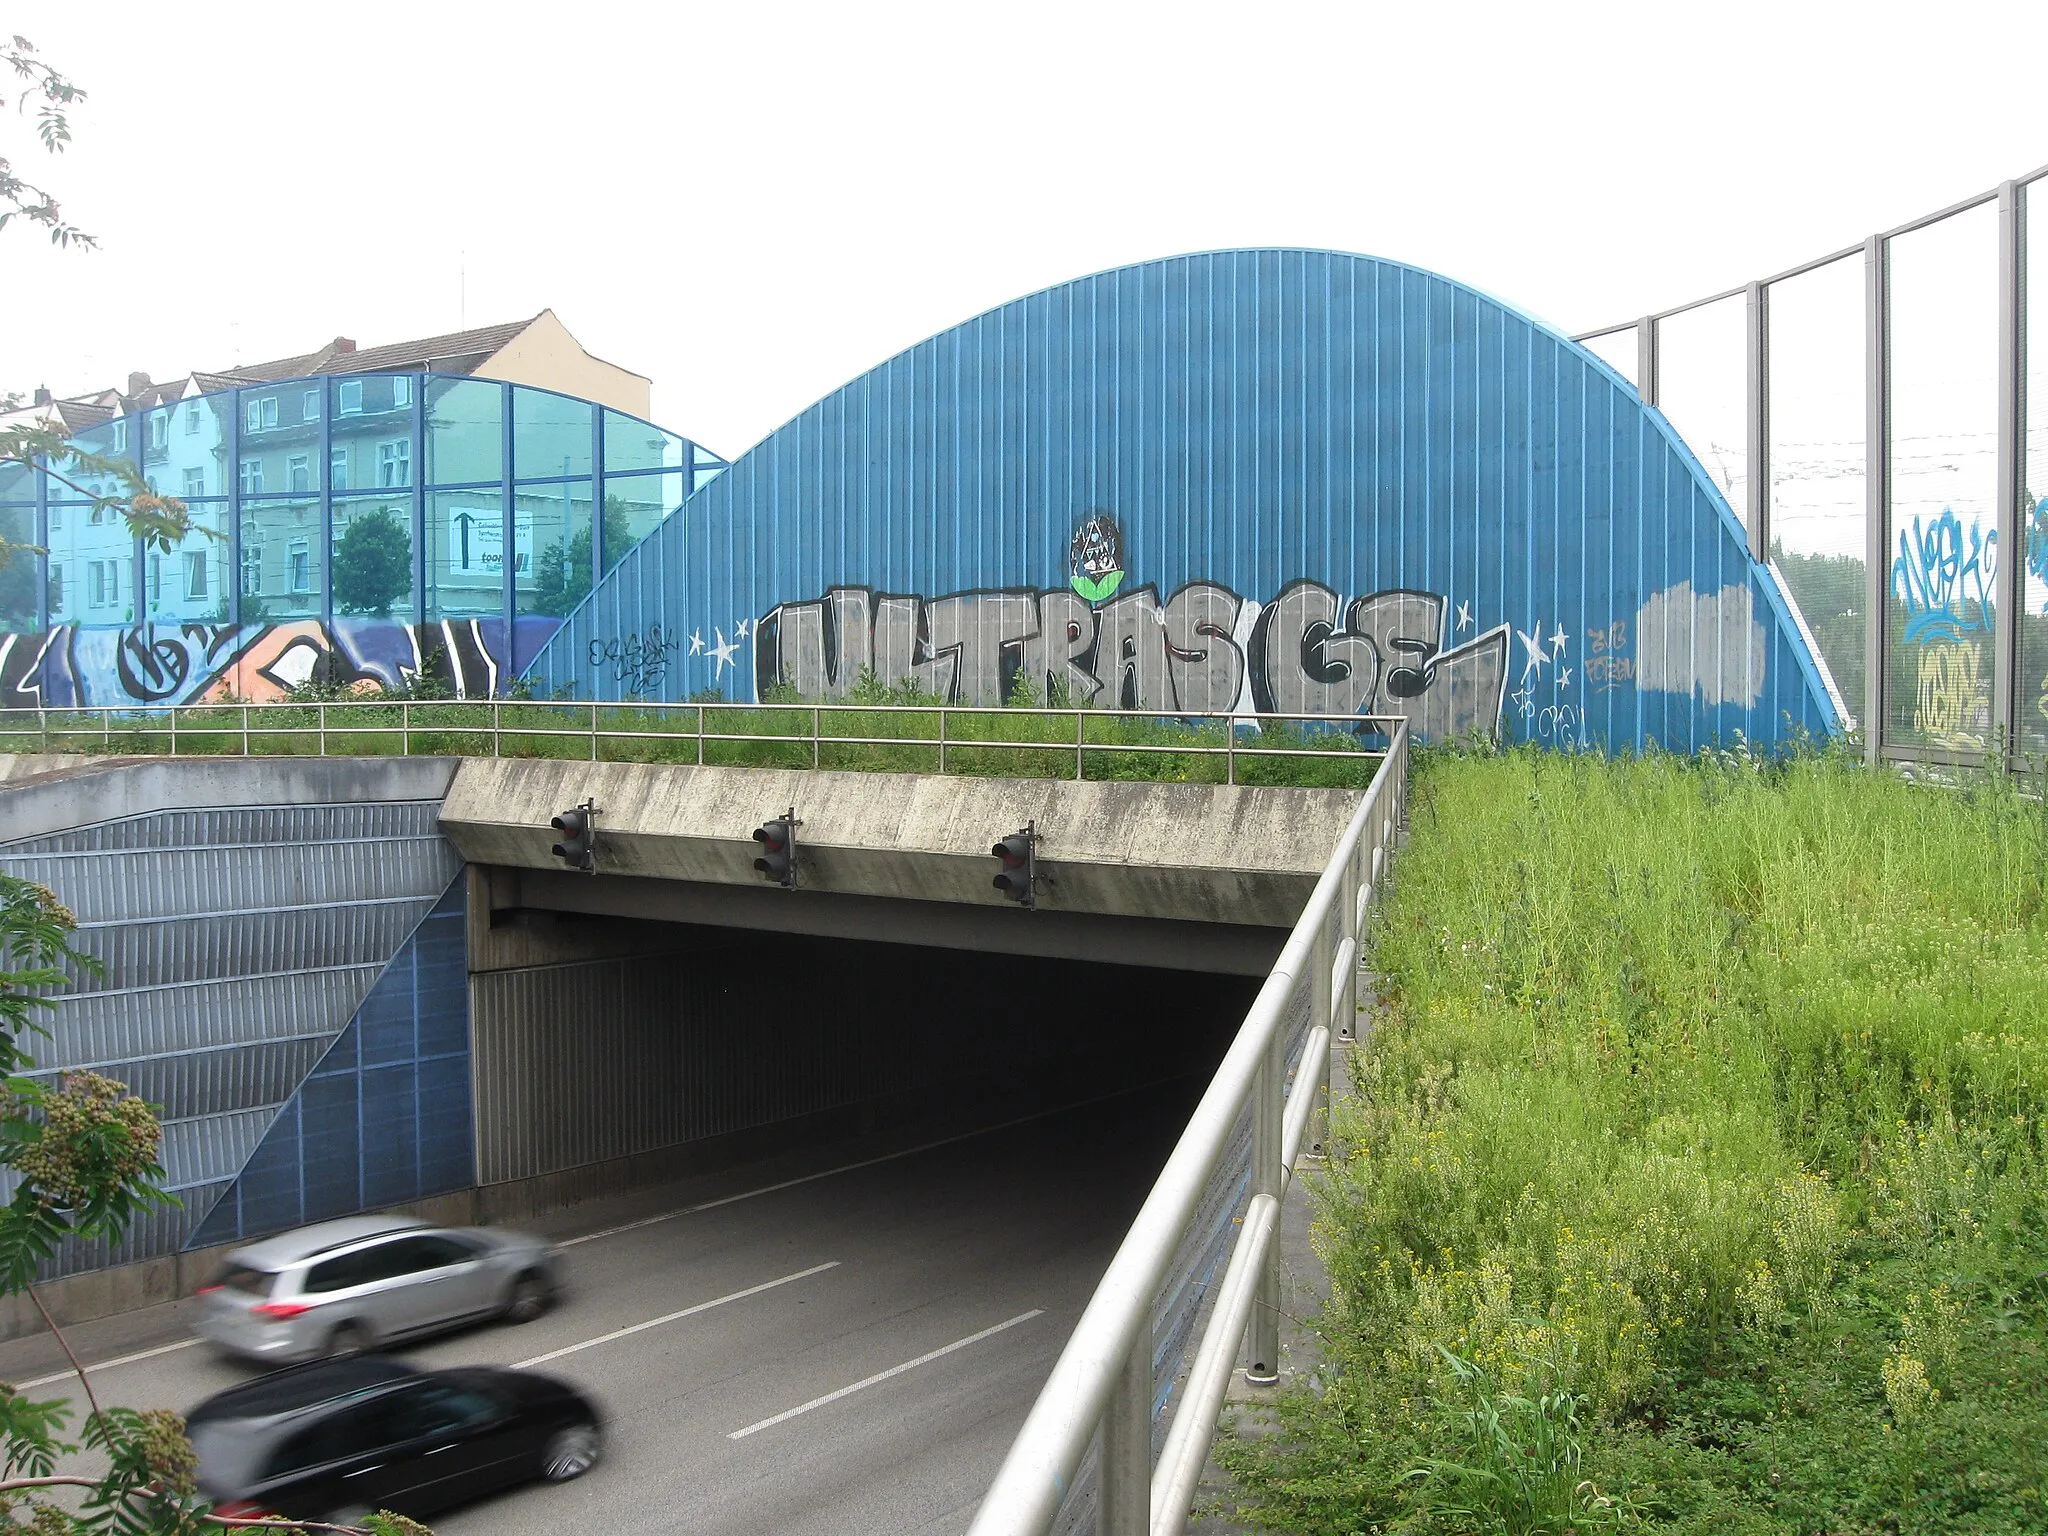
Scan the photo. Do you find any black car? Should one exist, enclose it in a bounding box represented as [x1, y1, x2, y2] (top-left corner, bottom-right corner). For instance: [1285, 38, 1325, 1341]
[189, 1355, 603, 1524]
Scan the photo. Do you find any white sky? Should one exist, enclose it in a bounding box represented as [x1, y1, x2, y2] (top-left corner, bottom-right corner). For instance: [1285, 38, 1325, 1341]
[5, 0, 2045, 459]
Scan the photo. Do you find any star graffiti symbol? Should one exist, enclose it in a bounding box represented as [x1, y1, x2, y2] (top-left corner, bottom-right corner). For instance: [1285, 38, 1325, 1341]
[1456, 600, 1473, 633]
[1511, 686, 1536, 720]
[1516, 624, 1549, 682]
[1549, 622, 1569, 657]
[708, 628, 738, 677]
[734, 617, 752, 640]
[1557, 665, 1573, 690]
[688, 630, 704, 656]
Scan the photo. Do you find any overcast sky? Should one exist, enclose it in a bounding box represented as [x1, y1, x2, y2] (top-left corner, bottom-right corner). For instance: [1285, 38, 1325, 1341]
[6, 1, 2044, 457]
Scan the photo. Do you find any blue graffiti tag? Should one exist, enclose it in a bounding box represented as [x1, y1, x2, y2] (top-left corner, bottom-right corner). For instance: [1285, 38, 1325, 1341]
[1891, 507, 1997, 644]
[2027, 495, 2048, 609]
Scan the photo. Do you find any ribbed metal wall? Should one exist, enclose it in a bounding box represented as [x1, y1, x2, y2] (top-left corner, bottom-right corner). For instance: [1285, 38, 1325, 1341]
[473, 936, 1255, 1187]
[0, 799, 461, 1277]
[529, 248, 1836, 753]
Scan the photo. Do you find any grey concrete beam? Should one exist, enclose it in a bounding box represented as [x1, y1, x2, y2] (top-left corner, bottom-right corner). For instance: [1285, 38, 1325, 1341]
[441, 760, 1358, 929]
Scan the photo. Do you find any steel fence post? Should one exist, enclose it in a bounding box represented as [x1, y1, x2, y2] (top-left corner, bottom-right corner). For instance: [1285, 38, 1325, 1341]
[1099, 1337, 1151, 1536]
[1227, 720, 1236, 785]
[1307, 908, 1334, 1161]
[696, 703, 704, 766]
[402, 701, 410, 758]
[590, 701, 598, 762]
[169, 707, 178, 758]
[1246, 1017, 1283, 1385]
[492, 701, 501, 759]
[1076, 710, 1085, 781]
[37, 708, 46, 754]
[812, 705, 821, 770]
[937, 707, 947, 774]
[236, 706, 244, 757]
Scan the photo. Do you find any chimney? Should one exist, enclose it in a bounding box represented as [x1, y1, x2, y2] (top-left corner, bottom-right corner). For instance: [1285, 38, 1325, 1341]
[33, 387, 50, 407]
[333, 337, 356, 354]
[126, 370, 152, 397]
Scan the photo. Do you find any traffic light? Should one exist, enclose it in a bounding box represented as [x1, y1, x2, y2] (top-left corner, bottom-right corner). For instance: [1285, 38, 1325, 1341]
[992, 822, 1036, 908]
[752, 808, 799, 888]
[550, 799, 599, 873]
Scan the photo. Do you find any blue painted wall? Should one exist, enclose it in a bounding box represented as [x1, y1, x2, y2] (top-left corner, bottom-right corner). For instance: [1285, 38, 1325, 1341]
[191, 880, 471, 1248]
[528, 250, 1835, 750]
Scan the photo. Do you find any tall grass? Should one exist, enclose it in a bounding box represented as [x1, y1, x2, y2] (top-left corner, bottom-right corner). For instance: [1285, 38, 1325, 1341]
[1223, 744, 2048, 1534]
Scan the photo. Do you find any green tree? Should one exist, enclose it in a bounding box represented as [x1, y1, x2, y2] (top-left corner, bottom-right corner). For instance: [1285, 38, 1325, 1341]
[332, 509, 412, 618]
[529, 497, 632, 618]
[1772, 542, 1868, 722]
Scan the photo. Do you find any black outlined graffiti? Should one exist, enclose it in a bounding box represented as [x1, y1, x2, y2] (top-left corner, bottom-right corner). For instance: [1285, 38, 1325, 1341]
[757, 579, 1511, 740]
[589, 625, 678, 694]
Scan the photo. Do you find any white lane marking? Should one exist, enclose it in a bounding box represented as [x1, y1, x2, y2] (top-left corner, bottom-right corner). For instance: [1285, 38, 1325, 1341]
[727, 1310, 1045, 1441]
[16, 1337, 202, 1391]
[513, 1261, 840, 1369]
[557, 1079, 1174, 1251]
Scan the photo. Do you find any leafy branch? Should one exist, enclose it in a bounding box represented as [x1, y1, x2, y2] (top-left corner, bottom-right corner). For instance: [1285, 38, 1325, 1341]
[0, 34, 91, 248]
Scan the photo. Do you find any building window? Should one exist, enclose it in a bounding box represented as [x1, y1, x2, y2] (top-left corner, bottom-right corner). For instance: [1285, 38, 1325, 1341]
[241, 546, 262, 596]
[239, 458, 264, 496]
[49, 504, 61, 531]
[392, 376, 413, 410]
[184, 551, 209, 599]
[88, 559, 121, 608]
[148, 554, 161, 602]
[148, 411, 168, 452]
[303, 390, 319, 421]
[288, 539, 311, 594]
[47, 564, 63, 613]
[184, 405, 199, 435]
[287, 455, 312, 493]
[243, 397, 279, 433]
[329, 447, 348, 491]
[377, 439, 411, 488]
[111, 419, 127, 453]
[338, 380, 363, 416]
[183, 466, 205, 499]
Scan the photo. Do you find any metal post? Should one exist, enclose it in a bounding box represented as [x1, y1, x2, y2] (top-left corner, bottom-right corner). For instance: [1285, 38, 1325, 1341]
[492, 700, 501, 758]
[696, 702, 704, 766]
[319, 701, 326, 758]
[169, 707, 177, 758]
[1994, 180, 2024, 764]
[1075, 710, 1085, 781]
[1745, 280, 1770, 562]
[1864, 233, 1891, 764]
[812, 704, 821, 769]
[1226, 720, 1236, 785]
[1246, 1021, 1283, 1386]
[402, 700, 411, 758]
[1307, 910, 1334, 1160]
[938, 706, 947, 774]
[237, 705, 246, 757]
[1635, 315, 1660, 408]
[589, 701, 598, 761]
[1099, 1337, 1150, 1536]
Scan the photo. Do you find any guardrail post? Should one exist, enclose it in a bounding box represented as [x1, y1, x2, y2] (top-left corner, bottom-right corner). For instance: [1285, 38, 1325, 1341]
[696, 703, 705, 766]
[103, 707, 111, 753]
[401, 701, 411, 758]
[1075, 710, 1085, 781]
[1226, 720, 1236, 785]
[1246, 1017, 1284, 1386]
[589, 701, 598, 761]
[169, 707, 178, 758]
[37, 708, 46, 754]
[938, 707, 948, 774]
[318, 702, 326, 758]
[812, 705, 821, 769]
[1306, 907, 1334, 1161]
[491, 701, 500, 759]
[1099, 1336, 1151, 1535]
[236, 705, 245, 758]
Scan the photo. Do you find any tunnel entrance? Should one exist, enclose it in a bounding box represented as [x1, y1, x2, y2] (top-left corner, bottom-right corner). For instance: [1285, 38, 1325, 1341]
[468, 909, 1261, 1217]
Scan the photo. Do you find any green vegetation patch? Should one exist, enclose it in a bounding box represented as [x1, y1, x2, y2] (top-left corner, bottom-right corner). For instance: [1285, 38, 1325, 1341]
[1222, 745, 2048, 1535]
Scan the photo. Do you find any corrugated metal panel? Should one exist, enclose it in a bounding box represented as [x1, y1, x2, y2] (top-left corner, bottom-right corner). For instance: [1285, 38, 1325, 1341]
[527, 249, 1836, 753]
[0, 800, 447, 856]
[158, 1106, 276, 1191]
[60, 899, 436, 994]
[1, 839, 456, 924]
[25, 1038, 332, 1122]
[36, 967, 382, 1070]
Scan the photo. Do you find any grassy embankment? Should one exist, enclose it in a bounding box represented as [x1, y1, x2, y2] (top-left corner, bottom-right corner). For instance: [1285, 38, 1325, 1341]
[1222, 745, 2048, 1534]
[0, 679, 1382, 789]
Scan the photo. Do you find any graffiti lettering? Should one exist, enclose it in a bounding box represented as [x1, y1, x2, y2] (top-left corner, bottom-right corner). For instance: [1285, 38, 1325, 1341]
[1892, 507, 1997, 645]
[759, 579, 1510, 742]
[1584, 621, 1634, 692]
[1912, 641, 1986, 747]
[589, 625, 678, 695]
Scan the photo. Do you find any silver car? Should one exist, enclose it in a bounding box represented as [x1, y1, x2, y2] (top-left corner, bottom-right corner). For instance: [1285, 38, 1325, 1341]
[196, 1216, 562, 1364]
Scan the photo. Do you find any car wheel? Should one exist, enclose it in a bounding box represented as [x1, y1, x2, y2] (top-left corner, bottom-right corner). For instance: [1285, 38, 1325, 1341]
[540, 1421, 601, 1482]
[504, 1273, 551, 1325]
[326, 1321, 372, 1359]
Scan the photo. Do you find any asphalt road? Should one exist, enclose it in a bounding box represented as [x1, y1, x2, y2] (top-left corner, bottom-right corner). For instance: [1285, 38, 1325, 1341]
[0, 1078, 1207, 1535]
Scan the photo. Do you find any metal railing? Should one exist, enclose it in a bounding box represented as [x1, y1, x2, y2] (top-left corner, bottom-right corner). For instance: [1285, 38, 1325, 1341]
[968, 718, 1409, 1536]
[0, 700, 1393, 786]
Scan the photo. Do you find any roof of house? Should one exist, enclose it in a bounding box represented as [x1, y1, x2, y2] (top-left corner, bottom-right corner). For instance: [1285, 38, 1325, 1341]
[207, 316, 542, 385]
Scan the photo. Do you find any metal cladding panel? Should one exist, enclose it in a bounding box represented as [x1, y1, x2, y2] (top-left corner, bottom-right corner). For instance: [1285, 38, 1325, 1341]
[0, 800, 447, 856]
[534, 250, 1834, 752]
[61, 898, 437, 994]
[3, 838, 458, 925]
[43, 1038, 332, 1123]
[37, 968, 382, 1070]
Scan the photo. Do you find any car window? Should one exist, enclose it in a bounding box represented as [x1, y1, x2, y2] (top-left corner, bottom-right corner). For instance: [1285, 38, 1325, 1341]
[304, 1249, 372, 1293]
[380, 1236, 474, 1276]
[264, 1399, 395, 1478]
[384, 1382, 503, 1442]
[209, 1263, 276, 1297]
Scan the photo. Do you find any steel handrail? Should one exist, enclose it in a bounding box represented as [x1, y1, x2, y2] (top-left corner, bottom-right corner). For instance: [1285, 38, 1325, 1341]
[965, 720, 1407, 1536]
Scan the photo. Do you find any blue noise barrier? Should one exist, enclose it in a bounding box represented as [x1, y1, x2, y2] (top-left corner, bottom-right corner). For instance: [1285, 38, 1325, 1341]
[528, 250, 1835, 751]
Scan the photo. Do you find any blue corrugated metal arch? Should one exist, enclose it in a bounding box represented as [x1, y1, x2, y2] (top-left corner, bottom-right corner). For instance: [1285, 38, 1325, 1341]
[527, 249, 1836, 751]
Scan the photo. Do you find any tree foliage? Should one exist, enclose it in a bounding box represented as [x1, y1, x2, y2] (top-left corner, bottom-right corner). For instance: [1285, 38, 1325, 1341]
[1, 33, 92, 249]
[331, 510, 411, 618]
[529, 497, 631, 618]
